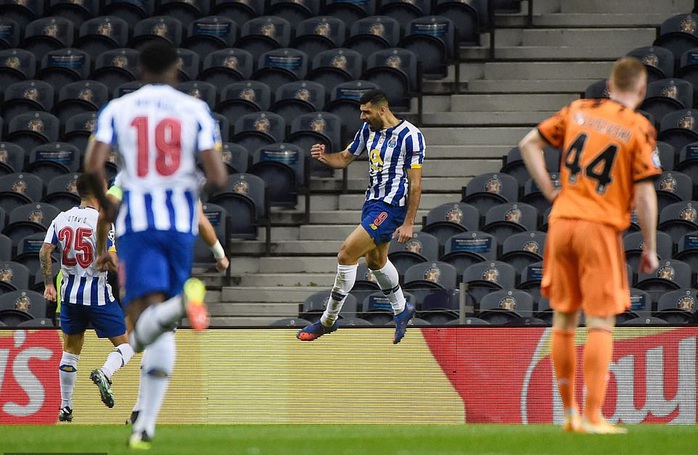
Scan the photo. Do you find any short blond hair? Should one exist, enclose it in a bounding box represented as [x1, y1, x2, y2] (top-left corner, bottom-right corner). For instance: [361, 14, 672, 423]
[610, 57, 647, 93]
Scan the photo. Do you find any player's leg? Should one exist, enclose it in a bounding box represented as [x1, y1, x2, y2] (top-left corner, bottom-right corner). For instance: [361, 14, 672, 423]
[297, 225, 376, 341]
[58, 302, 87, 422]
[365, 243, 415, 344]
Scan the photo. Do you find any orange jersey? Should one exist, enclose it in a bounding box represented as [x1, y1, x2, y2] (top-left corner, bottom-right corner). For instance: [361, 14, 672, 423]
[538, 98, 662, 231]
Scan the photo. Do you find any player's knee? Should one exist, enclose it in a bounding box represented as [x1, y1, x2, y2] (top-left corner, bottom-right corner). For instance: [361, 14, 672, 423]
[365, 256, 386, 270]
[336, 248, 355, 265]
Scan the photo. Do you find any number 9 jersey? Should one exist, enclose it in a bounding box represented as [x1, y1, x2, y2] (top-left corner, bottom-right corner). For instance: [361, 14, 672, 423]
[44, 206, 117, 306]
[537, 98, 663, 231]
[91, 84, 222, 237]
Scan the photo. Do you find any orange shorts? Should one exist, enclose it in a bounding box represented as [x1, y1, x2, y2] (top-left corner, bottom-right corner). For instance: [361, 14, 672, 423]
[541, 218, 630, 318]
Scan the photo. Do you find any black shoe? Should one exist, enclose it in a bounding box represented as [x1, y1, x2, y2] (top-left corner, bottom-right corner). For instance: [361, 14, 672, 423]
[58, 406, 73, 422]
[90, 368, 115, 408]
[126, 410, 140, 425]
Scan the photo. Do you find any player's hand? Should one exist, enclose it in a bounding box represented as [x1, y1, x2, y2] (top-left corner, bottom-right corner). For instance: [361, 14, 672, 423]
[310, 143, 326, 161]
[101, 197, 119, 223]
[215, 256, 230, 274]
[393, 224, 414, 244]
[96, 253, 116, 272]
[639, 249, 659, 275]
[43, 283, 57, 302]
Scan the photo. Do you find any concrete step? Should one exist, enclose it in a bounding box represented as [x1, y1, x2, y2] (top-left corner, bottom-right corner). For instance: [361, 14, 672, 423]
[338, 193, 461, 210]
[482, 61, 613, 80]
[428, 145, 512, 159]
[310, 177, 477, 193]
[222, 286, 326, 303]
[233, 239, 343, 255]
[258, 256, 340, 273]
[450, 93, 577, 112]
[533, 13, 684, 27]
[421, 111, 554, 126]
[238, 272, 335, 287]
[560, 0, 692, 14]
[299, 224, 358, 240]
[203, 290, 221, 304]
[466, 79, 597, 94]
[209, 301, 300, 316]
[309, 209, 431, 224]
[495, 27, 656, 47]
[347, 158, 501, 178]
[461, 45, 640, 61]
[420, 127, 530, 145]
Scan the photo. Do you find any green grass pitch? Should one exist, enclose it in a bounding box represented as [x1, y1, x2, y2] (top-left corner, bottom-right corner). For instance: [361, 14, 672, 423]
[2, 424, 697, 455]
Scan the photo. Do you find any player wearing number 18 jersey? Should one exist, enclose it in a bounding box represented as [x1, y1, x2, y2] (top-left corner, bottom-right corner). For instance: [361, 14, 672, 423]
[519, 57, 661, 434]
[84, 42, 226, 449]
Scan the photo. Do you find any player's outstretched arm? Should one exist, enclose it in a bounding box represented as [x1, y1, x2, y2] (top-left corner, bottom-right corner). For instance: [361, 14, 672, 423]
[635, 180, 659, 274]
[393, 167, 422, 244]
[40, 242, 57, 301]
[520, 129, 559, 202]
[310, 144, 356, 169]
[197, 202, 230, 273]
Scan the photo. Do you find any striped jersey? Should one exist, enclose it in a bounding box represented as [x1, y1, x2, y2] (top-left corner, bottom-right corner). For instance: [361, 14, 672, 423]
[348, 120, 425, 206]
[44, 206, 116, 306]
[92, 84, 222, 237]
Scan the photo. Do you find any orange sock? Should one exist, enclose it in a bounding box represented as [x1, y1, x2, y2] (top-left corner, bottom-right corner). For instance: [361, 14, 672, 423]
[552, 328, 577, 412]
[583, 327, 613, 423]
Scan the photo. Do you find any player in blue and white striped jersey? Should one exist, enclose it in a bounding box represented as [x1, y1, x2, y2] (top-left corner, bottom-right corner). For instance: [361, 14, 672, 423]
[40, 174, 135, 423]
[83, 42, 226, 449]
[297, 90, 425, 344]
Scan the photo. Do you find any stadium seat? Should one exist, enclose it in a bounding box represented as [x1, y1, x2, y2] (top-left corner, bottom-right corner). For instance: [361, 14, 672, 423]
[363, 48, 419, 112]
[17, 318, 54, 327]
[7, 112, 59, 156]
[90, 48, 139, 94]
[321, 0, 374, 24]
[658, 200, 698, 243]
[266, 0, 319, 27]
[0, 261, 30, 294]
[583, 79, 609, 99]
[418, 288, 460, 324]
[0, 49, 36, 88]
[521, 173, 561, 214]
[0, 17, 19, 49]
[462, 172, 519, 216]
[482, 202, 538, 246]
[287, 112, 343, 176]
[477, 290, 534, 325]
[235, 16, 291, 56]
[307, 48, 363, 93]
[346, 16, 400, 57]
[440, 231, 498, 276]
[0, 143, 25, 177]
[3, 203, 59, 244]
[46, 0, 99, 28]
[208, 172, 267, 240]
[182, 16, 238, 57]
[156, 0, 207, 28]
[387, 231, 440, 280]
[625, 288, 653, 320]
[292, 17, 347, 61]
[655, 288, 698, 324]
[518, 261, 543, 305]
[178, 81, 218, 109]
[623, 231, 673, 272]
[675, 143, 698, 191]
[212, 112, 230, 142]
[674, 230, 698, 271]
[657, 141, 676, 171]
[626, 46, 675, 82]
[13, 231, 49, 274]
[216, 80, 270, 125]
[131, 16, 184, 48]
[62, 112, 97, 153]
[639, 79, 693, 123]
[433, 0, 486, 45]
[498, 231, 546, 274]
[175, 48, 201, 82]
[252, 48, 308, 93]
[43, 173, 81, 212]
[211, 0, 264, 27]
[232, 111, 285, 153]
[0, 290, 47, 325]
[100, 0, 154, 25]
[360, 291, 415, 324]
[269, 317, 313, 327]
[500, 145, 561, 188]
[403, 261, 457, 306]
[0, 234, 11, 261]
[653, 171, 693, 213]
[38, 48, 91, 89]
[53, 80, 108, 125]
[0, 173, 43, 212]
[113, 81, 143, 99]
[422, 202, 480, 251]
[75, 16, 130, 60]
[218, 143, 250, 174]
[1, 80, 55, 121]
[635, 258, 692, 304]
[399, 16, 455, 79]
[0, 0, 42, 29]
[270, 80, 326, 125]
[619, 316, 669, 326]
[379, 0, 430, 31]
[249, 143, 306, 208]
[654, 14, 698, 68]
[22, 17, 74, 60]
[350, 263, 382, 305]
[463, 260, 517, 306]
[301, 290, 358, 321]
[198, 48, 254, 90]
[24, 143, 81, 183]
[658, 109, 698, 151]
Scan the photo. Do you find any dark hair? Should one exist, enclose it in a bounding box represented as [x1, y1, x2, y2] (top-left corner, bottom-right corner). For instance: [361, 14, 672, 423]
[359, 89, 389, 106]
[75, 173, 94, 199]
[138, 41, 178, 75]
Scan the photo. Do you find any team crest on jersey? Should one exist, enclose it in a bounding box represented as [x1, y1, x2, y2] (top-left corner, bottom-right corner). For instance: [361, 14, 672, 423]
[424, 265, 441, 283]
[331, 54, 348, 69]
[446, 205, 463, 223]
[505, 208, 522, 223]
[310, 116, 326, 132]
[23, 87, 39, 101]
[386, 55, 401, 69]
[233, 179, 249, 195]
[0, 268, 13, 283]
[112, 55, 128, 68]
[314, 21, 331, 37]
[370, 22, 385, 37]
[485, 176, 502, 194]
[5, 56, 20, 69]
[681, 16, 697, 34]
[387, 137, 397, 148]
[677, 295, 696, 312]
[679, 114, 695, 129]
[254, 116, 270, 132]
[657, 265, 675, 280]
[152, 22, 169, 37]
[660, 175, 677, 192]
[295, 88, 311, 101]
[239, 88, 256, 101]
[0, 150, 7, 163]
[28, 210, 43, 224]
[12, 180, 26, 194]
[642, 53, 659, 68]
[499, 296, 517, 310]
[44, 22, 59, 38]
[15, 295, 30, 312]
[405, 239, 422, 254]
[661, 84, 678, 99]
[260, 23, 276, 37]
[482, 266, 499, 282]
[680, 205, 697, 222]
[97, 21, 113, 37]
[27, 118, 44, 133]
[522, 241, 540, 254]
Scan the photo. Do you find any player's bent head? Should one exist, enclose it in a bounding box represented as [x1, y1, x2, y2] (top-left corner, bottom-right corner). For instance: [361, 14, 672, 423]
[76, 173, 97, 199]
[610, 56, 647, 94]
[138, 41, 178, 80]
[359, 90, 389, 109]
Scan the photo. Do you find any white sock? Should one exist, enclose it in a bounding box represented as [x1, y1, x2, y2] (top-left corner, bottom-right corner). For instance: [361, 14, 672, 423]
[101, 343, 135, 380]
[370, 260, 406, 314]
[133, 331, 176, 438]
[59, 352, 79, 409]
[320, 263, 357, 326]
[132, 359, 145, 413]
[130, 296, 183, 351]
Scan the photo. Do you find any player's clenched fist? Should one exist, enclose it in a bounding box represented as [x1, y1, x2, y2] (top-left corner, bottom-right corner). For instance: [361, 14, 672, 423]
[310, 143, 326, 161]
